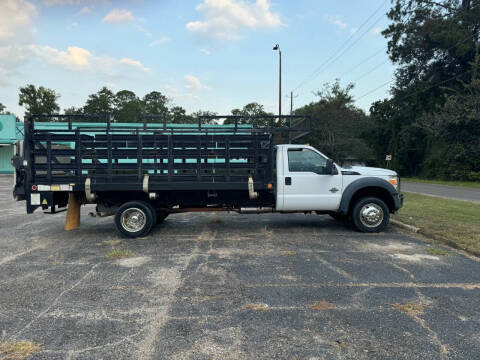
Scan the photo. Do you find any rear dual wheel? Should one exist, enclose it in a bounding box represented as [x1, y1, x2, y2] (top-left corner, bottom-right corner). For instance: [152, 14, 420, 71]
[115, 201, 155, 238]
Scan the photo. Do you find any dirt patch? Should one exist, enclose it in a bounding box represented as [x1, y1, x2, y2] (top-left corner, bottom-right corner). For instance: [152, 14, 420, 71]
[1, 340, 40, 360]
[116, 256, 150, 268]
[391, 254, 440, 262]
[245, 303, 269, 311]
[363, 241, 415, 253]
[261, 226, 273, 237]
[280, 251, 297, 256]
[279, 275, 297, 281]
[310, 301, 335, 310]
[104, 238, 121, 246]
[391, 302, 424, 316]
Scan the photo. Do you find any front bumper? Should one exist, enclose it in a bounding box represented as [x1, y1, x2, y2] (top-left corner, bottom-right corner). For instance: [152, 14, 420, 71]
[393, 192, 404, 211]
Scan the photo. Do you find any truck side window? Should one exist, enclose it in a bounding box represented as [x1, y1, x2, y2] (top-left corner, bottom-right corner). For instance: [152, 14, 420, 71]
[288, 149, 328, 174]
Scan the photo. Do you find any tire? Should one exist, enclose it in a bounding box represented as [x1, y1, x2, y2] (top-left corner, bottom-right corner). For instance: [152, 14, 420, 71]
[156, 211, 169, 223]
[351, 197, 390, 233]
[144, 202, 157, 228]
[115, 201, 154, 238]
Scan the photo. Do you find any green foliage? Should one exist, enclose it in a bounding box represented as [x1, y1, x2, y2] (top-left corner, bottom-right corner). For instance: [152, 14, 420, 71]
[63, 106, 83, 115]
[142, 91, 169, 122]
[83, 87, 115, 116]
[296, 80, 374, 163]
[0, 102, 5, 114]
[18, 84, 60, 118]
[169, 106, 194, 124]
[365, 0, 480, 180]
[191, 110, 218, 124]
[113, 90, 143, 123]
[225, 102, 273, 127]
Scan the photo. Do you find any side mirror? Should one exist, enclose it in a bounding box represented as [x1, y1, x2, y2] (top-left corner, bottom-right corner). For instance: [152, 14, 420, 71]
[325, 159, 334, 175]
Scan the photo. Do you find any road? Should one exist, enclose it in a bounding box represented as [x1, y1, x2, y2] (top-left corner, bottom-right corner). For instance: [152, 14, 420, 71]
[1, 175, 480, 359]
[402, 181, 480, 203]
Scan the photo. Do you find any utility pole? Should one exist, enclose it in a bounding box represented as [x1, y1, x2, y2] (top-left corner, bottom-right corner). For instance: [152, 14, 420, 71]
[288, 91, 298, 115]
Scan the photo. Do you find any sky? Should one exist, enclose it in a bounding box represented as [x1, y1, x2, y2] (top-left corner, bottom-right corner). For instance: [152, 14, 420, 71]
[0, 0, 396, 119]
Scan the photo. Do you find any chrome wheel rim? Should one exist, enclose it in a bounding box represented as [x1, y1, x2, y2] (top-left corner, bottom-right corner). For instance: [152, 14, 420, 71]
[120, 208, 147, 233]
[359, 203, 384, 228]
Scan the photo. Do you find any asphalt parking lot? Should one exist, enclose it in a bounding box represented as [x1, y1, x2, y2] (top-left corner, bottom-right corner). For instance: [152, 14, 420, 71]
[1, 175, 480, 360]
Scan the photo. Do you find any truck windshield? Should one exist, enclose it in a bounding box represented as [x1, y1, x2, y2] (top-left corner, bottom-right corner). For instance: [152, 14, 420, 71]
[287, 148, 328, 174]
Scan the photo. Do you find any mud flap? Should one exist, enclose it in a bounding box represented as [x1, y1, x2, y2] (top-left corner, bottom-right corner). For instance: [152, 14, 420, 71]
[65, 193, 80, 231]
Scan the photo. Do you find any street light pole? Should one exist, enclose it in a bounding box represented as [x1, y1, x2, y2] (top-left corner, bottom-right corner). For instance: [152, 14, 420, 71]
[273, 44, 282, 127]
[273, 44, 282, 143]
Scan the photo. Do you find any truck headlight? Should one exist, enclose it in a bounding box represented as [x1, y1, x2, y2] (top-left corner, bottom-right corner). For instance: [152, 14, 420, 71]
[388, 176, 399, 190]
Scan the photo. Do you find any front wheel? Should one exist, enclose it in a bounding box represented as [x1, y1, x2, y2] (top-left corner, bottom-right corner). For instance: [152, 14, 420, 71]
[351, 197, 389, 233]
[115, 201, 154, 238]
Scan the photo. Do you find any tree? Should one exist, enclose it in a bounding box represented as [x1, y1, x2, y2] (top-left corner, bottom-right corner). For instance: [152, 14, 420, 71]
[0, 103, 5, 114]
[83, 87, 115, 117]
[64, 106, 83, 115]
[225, 102, 273, 127]
[142, 91, 169, 122]
[368, 0, 480, 178]
[18, 85, 60, 118]
[114, 90, 143, 123]
[169, 106, 194, 124]
[191, 110, 218, 124]
[416, 53, 480, 180]
[296, 80, 374, 163]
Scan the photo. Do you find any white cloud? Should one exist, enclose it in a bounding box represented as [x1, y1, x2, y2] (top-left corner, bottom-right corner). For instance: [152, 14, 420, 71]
[31, 45, 91, 70]
[103, 9, 135, 24]
[184, 75, 207, 90]
[0, 0, 37, 82]
[200, 48, 211, 55]
[75, 6, 92, 16]
[371, 27, 383, 36]
[42, 0, 95, 5]
[0, 0, 37, 44]
[149, 36, 171, 47]
[26, 44, 150, 75]
[186, 0, 282, 41]
[326, 15, 347, 30]
[119, 58, 150, 72]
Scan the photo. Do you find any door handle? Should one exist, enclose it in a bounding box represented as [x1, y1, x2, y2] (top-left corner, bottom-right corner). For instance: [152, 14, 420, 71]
[285, 177, 292, 186]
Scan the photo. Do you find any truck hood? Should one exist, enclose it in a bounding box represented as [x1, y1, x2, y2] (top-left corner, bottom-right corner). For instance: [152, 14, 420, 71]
[342, 166, 397, 176]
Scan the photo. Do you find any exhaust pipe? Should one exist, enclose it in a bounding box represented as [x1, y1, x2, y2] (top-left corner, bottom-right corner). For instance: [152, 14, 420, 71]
[248, 176, 258, 200]
[237, 207, 273, 214]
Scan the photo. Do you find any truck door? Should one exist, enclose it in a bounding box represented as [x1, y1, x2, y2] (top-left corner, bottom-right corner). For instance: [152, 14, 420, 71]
[279, 147, 342, 211]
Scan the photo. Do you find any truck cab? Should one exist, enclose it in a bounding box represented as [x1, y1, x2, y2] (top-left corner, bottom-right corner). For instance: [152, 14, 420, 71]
[275, 144, 403, 232]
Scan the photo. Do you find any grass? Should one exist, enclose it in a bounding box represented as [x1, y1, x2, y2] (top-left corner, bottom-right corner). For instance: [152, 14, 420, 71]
[105, 248, 134, 259]
[391, 302, 424, 316]
[393, 192, 480, 254]
[245, 303, 269, 311]
[403, 177, 480, 189]
[310, 301, 335, 310]
[1, 340, 40, 360]
[426, 247, 451, 256]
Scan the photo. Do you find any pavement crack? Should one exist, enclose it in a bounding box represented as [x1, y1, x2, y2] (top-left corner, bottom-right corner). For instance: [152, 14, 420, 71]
[315, 254, 358, 282]
[11, 263, 100, 339]
[136, 240, 201, 359]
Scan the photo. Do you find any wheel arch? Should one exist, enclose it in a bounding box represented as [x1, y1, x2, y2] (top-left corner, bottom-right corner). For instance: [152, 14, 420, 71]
[339, 177, 397, 215]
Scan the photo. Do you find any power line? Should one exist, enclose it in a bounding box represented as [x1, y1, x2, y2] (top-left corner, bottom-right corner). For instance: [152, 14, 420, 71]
[353, 59, 390, 82]
[355, 32, 479, 102]
[356, 68, 473, 103]
[292, 0, 389, 93]
[355, 79, 394, 101]
[340, 46, 387, 78]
